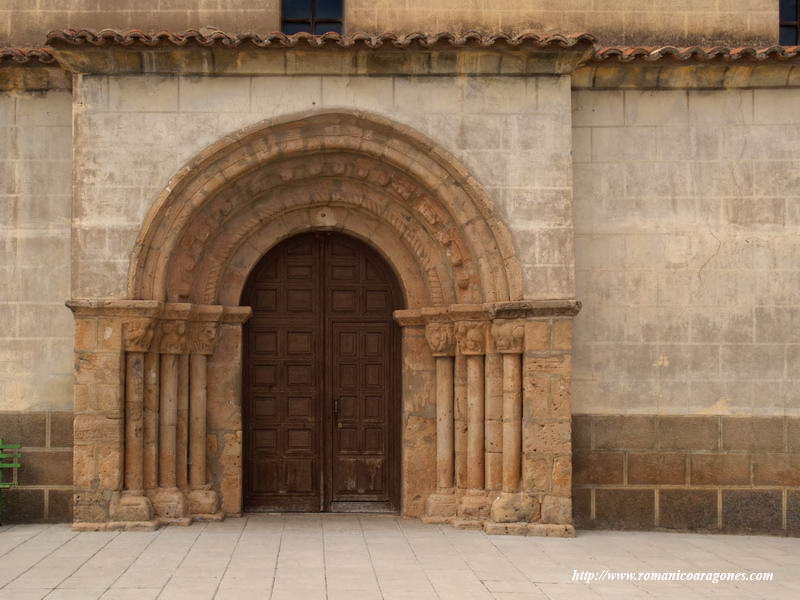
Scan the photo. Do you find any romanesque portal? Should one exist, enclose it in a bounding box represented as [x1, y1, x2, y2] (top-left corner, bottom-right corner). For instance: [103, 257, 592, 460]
[68, 110, 578, 535]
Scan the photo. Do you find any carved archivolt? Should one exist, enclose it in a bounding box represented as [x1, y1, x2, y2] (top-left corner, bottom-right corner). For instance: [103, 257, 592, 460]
[128, 110, 522, 308]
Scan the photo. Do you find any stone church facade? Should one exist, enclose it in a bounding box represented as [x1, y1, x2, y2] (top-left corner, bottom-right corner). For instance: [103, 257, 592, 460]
[0, 1, 799, 536]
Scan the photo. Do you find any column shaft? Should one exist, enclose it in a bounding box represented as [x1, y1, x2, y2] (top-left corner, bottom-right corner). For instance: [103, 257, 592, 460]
[453, 354, 468, 489]
[484, 352, 503, 490]
[124, 352, 145, 493]
[189, 354, 208, 489]
[176, 354, 190, 490]
[159, 354, 178, 488]
[502, 353, 522, 492]
[434, 356, 455, 490]
[143, 351, 159, 490]
[466, 354, 485, 491]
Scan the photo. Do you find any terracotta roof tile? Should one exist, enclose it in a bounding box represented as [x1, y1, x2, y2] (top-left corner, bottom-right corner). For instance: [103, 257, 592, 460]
[0, 48, 56, 64]
[593, 45, 800, 62]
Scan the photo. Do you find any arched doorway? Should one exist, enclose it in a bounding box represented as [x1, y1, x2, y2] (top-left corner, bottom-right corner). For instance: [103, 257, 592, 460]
[241, 232, 404, 513]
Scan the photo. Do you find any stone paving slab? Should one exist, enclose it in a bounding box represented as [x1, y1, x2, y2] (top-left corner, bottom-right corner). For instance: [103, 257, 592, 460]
[0, 515, 796, 599]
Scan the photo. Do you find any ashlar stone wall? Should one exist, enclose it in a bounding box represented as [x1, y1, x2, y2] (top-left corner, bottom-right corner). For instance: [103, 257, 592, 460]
[0, 89, 74, 522]
[571, 87, 800, 534]
[72, 72, 575, 303]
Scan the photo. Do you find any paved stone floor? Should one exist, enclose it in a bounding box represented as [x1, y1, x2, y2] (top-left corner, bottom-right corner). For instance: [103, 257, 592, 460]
[0, 515, 797, 599]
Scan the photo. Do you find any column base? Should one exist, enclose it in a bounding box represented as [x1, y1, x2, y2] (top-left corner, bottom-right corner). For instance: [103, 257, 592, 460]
[148, 487, 188, 520]
[109, 491, 154, 523]
[490, 491, 537, 524]
[187, 489, 220, 516]
[423, 489, 458, 520]
[457, 490, 491, 522]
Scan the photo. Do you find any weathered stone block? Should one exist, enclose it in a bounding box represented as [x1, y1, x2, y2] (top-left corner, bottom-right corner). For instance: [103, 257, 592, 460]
[18, 450, 72, 486]
[524, 421, 570, 454]
[571, 415, 592, 450]
[628, 453, 686, 485]
[541, 495, 571, 525]
[722, 490, 782, 533]
[3, 488, 45, 524]
[595, 489, 655, 530]
[691, 454, 751, 486]
[594, 416, 656, 451]
[657, 416, 719, 451]
[572, 452, 624, 485]
[47, 489, 73, 523]
[722, 417, 785, 452]
[0, 412, 46, 447]
[659, 489, 718, 531]
[752, 454, 800, 486]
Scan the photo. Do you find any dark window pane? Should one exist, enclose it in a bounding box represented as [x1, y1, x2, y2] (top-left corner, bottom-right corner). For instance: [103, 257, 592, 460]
[283, 21, 313, 34]
[780, 25, 798, 45]
[781, 0, 798, 22]
[316, 0, 343, 20]
[314, 22, 342, 34]
[283, 0, 311, 19]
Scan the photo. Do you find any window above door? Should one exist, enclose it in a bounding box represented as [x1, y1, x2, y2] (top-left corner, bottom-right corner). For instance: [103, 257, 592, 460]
[781, 0, 800, 44]
[282, 0, 343, 34]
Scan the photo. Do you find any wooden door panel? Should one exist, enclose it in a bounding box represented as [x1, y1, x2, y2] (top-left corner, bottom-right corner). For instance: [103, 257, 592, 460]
[243, 232, 400, 513]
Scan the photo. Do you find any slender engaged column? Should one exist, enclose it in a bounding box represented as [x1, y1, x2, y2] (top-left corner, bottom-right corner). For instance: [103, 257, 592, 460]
[176, 354, 190, 490]
[143, 351, 160, 490]
[490, 320, 531, 524]
[484, 350, 503, 491]
[502, 353, 522, 492]
[189, 353, 207, 489]
[159, 353, 179, 489]
[453, 353, 468, 489]
[124, 351, 145, 493]
[435, 356, 455, 489]
[423, 322, 458, 521]
[185, 314, 222, 516]
[466, 354, 485, 490]
[455, 320, 491, 521]
[111, 317, 157, 523]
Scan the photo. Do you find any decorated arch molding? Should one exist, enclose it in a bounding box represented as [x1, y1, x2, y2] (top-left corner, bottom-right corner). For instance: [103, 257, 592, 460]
[128, 109, 524, 307]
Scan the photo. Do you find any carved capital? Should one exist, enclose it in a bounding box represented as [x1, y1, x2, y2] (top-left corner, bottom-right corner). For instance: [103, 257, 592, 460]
[491, 320, 525, 355]
[188, 321, 219, 355]
[425, 322, 455, 357]
[455, 321, 488, 356]
[122, 318, 156, 353]
[159, 319, 189, 354]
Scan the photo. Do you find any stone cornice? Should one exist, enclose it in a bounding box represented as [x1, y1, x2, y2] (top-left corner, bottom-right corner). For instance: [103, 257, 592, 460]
[31, 28, 594, 76]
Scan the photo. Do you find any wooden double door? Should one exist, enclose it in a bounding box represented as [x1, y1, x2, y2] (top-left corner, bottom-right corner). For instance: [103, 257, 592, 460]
[242, 232, 402, 513]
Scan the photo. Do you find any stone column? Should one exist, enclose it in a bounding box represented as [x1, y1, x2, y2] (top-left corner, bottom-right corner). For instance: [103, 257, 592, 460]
[186, 311, 222, 517]
[143, 351, 160, 491]
[490, 320, 534, 524]
[484, 340, 503, 492]
[455, 320, 491, 522]
[176, 354, 190, 490]
[422, 322, 457, 521]
[150, 316, 189, 522]
[113, 317, 157, 523]
[453, 353, 468, 490]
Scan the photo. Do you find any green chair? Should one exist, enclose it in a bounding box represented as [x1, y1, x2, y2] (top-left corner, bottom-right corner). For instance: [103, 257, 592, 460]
[0, 439, 21, 525]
